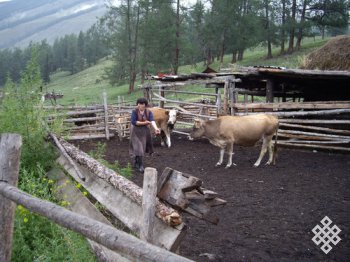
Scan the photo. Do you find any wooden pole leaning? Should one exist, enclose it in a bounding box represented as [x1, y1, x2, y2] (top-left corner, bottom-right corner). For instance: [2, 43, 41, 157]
[0, 134, 22, 262]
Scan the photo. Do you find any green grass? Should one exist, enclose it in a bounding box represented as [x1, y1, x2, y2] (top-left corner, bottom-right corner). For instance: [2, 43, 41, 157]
[45, 37, 330, 106]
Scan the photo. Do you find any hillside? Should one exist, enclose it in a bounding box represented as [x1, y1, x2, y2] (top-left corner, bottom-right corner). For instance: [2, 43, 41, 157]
[0, 0, 107, 49]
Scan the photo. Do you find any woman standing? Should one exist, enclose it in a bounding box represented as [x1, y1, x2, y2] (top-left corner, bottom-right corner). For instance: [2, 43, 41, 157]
[129, 98, 160, 173]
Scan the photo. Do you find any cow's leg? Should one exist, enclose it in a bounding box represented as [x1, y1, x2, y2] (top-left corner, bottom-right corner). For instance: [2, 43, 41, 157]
[165, 129, 171, 148]
[216, 148, 225, 166]
[160, 130, 166, 147]
[254, 137, 269, 167]
[266, 136, 274, 165]
[225, 143, 236, 168]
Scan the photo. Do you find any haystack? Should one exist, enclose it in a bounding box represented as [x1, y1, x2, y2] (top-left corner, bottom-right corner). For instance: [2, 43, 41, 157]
[301, 35, 350, 71]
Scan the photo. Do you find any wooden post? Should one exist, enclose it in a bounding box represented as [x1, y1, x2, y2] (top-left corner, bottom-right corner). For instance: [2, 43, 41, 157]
[0, 134, 22, 262]
[140, 168, 158, 243]
[281, 84, 286, 102]
[244, 93, 248, 114]
[103, 91, 110, 140]
[159, 86, 165, 108]
[229, 79, 237, 115]
[144, 87, 151, 106]
[223, 81, 228, 114]
[216, 90, 222, 116]
[266, 79, 274, 103]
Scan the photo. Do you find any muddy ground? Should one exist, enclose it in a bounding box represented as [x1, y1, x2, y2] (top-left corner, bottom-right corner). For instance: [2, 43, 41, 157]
[72, 133, 350, 262]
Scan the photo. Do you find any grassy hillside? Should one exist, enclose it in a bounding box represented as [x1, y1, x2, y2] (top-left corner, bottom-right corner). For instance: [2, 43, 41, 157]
[46, 36, 329, 106]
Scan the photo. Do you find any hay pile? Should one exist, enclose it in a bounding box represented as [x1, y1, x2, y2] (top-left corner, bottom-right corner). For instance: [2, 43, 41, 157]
[301, 35, 350, 71]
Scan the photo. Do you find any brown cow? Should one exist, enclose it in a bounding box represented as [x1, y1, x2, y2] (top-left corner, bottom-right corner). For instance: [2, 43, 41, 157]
[189, 114, 279, 167]
[149, 107, 177, 147]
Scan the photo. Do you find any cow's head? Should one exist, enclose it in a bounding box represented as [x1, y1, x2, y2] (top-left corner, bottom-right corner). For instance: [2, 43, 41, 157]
[190, 118, 205, 139]
[166, 109, 177, 130]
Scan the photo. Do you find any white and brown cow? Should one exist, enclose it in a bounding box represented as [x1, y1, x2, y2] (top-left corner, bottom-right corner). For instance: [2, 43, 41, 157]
[189, 114, 279, 167]
[149, 107, 177, 147]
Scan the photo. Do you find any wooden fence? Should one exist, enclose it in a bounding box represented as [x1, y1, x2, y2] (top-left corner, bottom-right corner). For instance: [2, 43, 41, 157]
[44, 84, 350, 152]
[0, 133, 192, 262]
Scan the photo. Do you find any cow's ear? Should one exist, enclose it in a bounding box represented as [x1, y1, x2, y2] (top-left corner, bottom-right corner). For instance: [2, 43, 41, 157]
[165, 110, 169, 115]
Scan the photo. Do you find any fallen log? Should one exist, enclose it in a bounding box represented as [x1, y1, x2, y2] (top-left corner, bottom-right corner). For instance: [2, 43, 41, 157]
[58, 138, 182, 227]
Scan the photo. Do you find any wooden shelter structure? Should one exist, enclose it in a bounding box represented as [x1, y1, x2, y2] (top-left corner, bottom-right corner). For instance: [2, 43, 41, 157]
[223, 66, 350, 102]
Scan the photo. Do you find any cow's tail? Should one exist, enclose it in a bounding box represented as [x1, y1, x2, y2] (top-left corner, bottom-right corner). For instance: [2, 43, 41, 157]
[272, 122, 279, 165]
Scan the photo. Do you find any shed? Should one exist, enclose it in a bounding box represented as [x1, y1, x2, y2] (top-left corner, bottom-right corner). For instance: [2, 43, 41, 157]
[230, 66, 350, 101]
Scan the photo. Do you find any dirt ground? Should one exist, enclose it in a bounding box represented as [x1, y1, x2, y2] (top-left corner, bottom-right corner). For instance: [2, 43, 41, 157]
[72, 133, 350, 262]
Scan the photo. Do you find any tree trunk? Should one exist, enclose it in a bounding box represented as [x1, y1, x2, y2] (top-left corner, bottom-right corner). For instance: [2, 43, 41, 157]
[287, 0, 297, 53]
[265, 0, 272, 59]
[126, 0, 133, 93]
[231, 50, 237, 63]
[206, 48, 212, 65]
[174, 0, 180, 75]
[220, 41, 225, 64]
[127, 0, 140, 94]
[238, 49, 244, 61]
[141, 69, 145, 84]
[321, 27, 325, 39]
[296, 0, 308, 51]
[280, 0, 286, 54]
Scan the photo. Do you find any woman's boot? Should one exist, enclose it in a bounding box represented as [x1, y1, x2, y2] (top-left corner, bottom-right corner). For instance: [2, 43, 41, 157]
[134, 156, 140, 169]
[138, 156, 145, 173]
